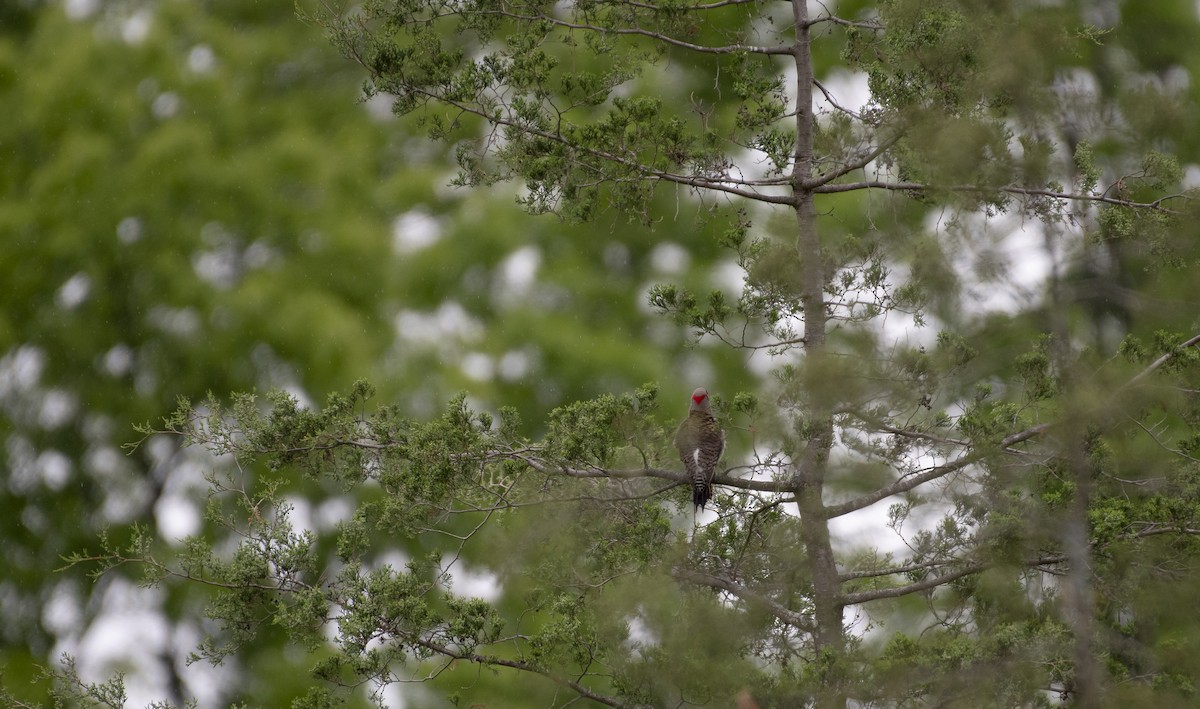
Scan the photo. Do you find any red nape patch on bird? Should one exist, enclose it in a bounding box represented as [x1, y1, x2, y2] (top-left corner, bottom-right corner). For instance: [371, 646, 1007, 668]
[692, 393, 706, 404]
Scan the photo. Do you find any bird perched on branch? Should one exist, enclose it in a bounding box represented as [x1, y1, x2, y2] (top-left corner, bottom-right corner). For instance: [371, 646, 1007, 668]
[673, 387, 725, 511]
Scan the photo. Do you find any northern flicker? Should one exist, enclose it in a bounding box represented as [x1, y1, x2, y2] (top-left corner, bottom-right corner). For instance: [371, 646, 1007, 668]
[674, 387, 725, 511]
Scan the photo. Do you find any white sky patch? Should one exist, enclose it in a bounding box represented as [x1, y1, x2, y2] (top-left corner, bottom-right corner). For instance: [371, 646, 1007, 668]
[829, 504, 901, 555]
[186, 44, 216, 75]
[87, 443, 135, 480]
[987, 223, 1055, 312]
[624, 613, 658, 653]
[649, 242, 690, 275]
[931, 211, 1058, 315]
[82, 413, 115, 444]
[498, 348, 537, 381]
[135, 366, 158, 397]
[448, 564, 503, 602]
[56, 272, 92, 310]
[812, 70, 872, 119]
[148, 305, 202, 338]
[155, 493, 201, 541]
[117, 216, 143, 244]
[745, 347, 781, 377]
[392, 207, 442, 254]
[244, 239, 277, 270]
[364, 92, 397, 122]
[122, 8, 153, 45]
[88, 447, 149, 522]
[39, 389, 77, 430]
[831, 492, 959, 572]
[100, 343, 134, 377]
[376, 684, 408, 709]
[1056, 67, 1100, 104]
[192, 252, 235, 287]
[65, 0, 99, 20]
[193, 243, 240, 289]
[460, 351, 495, 382]
[7, 435, 37, 495]
[691, 504, 720, 530]
[151, 448, 222, 545]
[282, 495, 317, 539]
[67, 581, 173, 709]
[377, 549, 412, 572]
[1184, 164, 1200, 188]
[498, 245, 541, 293]
[152, 91, 180, 119]
[711, 258, 746, 297]
[42, 580, 82, 637]
[680, 353, 715, 391]
[0, 345, 45, 396]
[173, 621, 229, 707]
[37, 449, 72, 491]
[146, 434, 176, 467]
[316, 496, 355, 530]
[395, 300, 484, 347]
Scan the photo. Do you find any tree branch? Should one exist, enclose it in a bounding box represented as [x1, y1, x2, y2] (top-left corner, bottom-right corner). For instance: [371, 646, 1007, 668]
[840, 411, 971, 448]
[473, 8, 792, 56]
[840, 556, 967, 582]
[824, 423, 1051, 519]
[840, 554, 1068, 605]
[806, 14, 885, 31]
[1116, 333, 1200, 392]
[409, 636, 628, 708]
[672, 567, 814, 631]
[815, 180, 1185, 212]
[405, 86, 799, 205]
[806, 130, 902, 187]
[513, 453, 793, 494]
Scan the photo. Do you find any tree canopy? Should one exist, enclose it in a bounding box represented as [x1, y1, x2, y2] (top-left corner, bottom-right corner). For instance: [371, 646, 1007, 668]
[6, 0, 1200, 707]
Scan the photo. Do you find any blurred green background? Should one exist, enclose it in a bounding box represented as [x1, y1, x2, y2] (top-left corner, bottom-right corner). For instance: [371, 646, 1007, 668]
[0, 1, 752, 705]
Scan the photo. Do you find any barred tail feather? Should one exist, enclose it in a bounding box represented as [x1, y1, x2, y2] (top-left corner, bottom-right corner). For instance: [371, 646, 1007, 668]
[692, 477, 711, 510]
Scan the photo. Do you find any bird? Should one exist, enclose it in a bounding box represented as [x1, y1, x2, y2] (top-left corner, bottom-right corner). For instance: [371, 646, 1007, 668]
[673, 387, 725, 511]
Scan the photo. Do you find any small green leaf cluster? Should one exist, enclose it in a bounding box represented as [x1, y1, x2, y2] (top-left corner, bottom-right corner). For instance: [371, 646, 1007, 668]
[542, 385, 659, 466]
[0, 654, 151, 709]
[647, 283, 732, 334]
[1013, 335, 1057, 403]
[958, 389, 1021, 446]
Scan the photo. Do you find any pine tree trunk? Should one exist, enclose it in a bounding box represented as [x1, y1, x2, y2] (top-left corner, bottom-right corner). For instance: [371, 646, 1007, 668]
[1047, 230, 1102, 706]
[791, 2, 846, 706]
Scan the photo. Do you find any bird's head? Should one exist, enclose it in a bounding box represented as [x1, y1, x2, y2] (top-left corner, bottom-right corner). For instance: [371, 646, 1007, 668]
[690, 387, 712, 412]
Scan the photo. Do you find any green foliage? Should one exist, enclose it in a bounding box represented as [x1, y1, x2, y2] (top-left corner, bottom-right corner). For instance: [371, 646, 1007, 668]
[69, 385, 773, 704]
[11, 0, 1200, 707]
